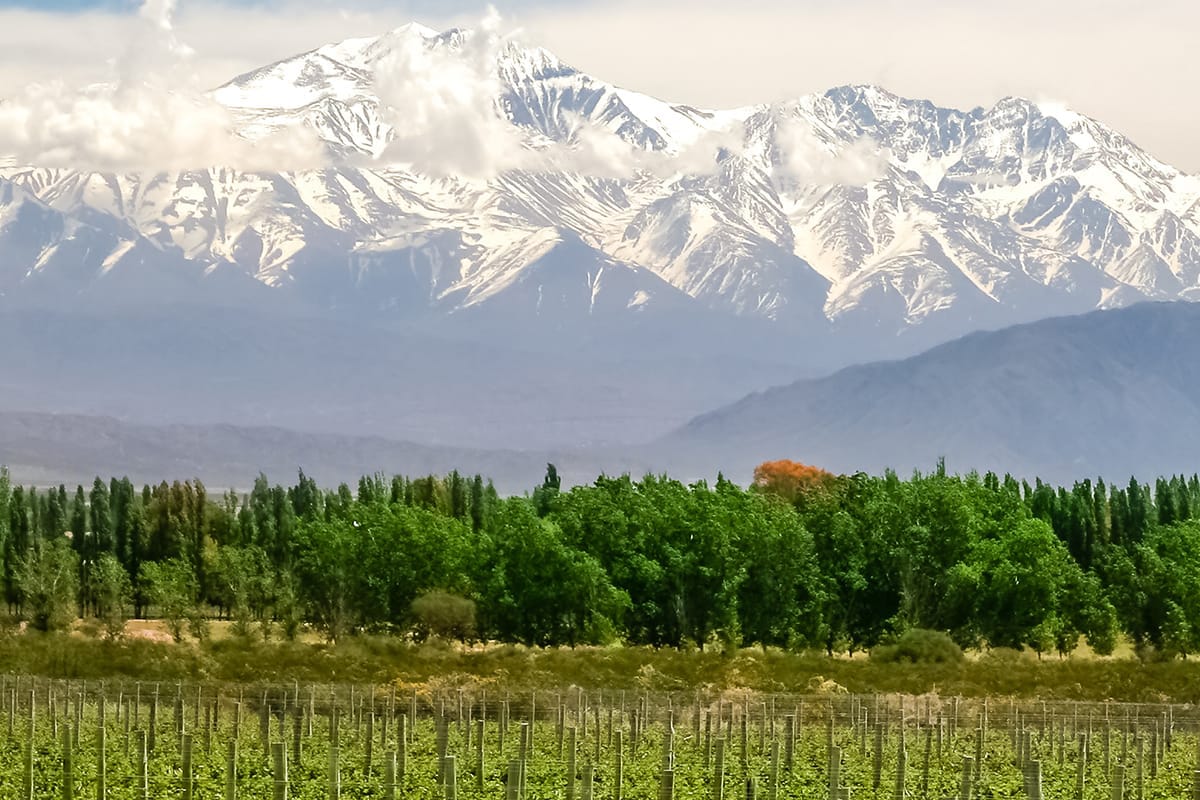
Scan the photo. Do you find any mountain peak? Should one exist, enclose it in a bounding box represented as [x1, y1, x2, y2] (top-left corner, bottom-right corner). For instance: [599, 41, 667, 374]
[6, 21, 1200, 378]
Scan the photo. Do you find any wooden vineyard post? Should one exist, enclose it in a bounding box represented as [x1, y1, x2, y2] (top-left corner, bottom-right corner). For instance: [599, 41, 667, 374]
[73, 692, 82, 750]
[506, 760, 521, 800]
[704, 713, 712, 770]
[768, 740, 779, 800]
[974, 727, 983, 781]
[1150, 726, 1159, 780]
[568, 710, 578, 762]
[894, 742, 906, 800]
[500, 706, 508, 758]
[444, 755, 458, 800]
[922, 724, 932, 799]
[1136, 735, 1145, 800]
[959, 755, 974, 800]
[745, 777, 756, 800]
[658, 768, 674, 800]
[96, 722, 107, 800]
[328, 741, 341, 800]
[784, 715, 795, 774]
[825, 715, 834, 777]
[582, 765, 595, 800]
[260, 701, 270, 760]
[182, 733, 195, 800]
[226, 739, 239, 800]
[476, 719, 486, 791]
[873, 722, 885, 790]
[1022, 759, 1042, 800]
[398, 714, 407, 783]
[566, 727, 578, 800]
[1112, 764, 1125, 800]
[23, 736, 34, 800]
[1105, 724, 1112, 779]
[714, 737, 726, 800]
[148, 694, 158, 755]
[740, 713, 748, 772]
[614, 729, 625, 800]
[828, 745, 842, 800]
[137, 730, 149, 800]
[662, 720, 675, 772]
[1191, 769, 1200, 800]
[1076, 732, 1088, 800]
[290, 710, 302, 768]
[410, 691, 418, 742]
[62, 724, 74, 800]
[383, 750, 398, 800]
[271, 741, 287, 800]
[365, 712, 374, 776]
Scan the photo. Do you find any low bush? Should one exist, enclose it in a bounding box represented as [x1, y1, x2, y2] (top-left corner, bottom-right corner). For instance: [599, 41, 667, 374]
[871, 629, 964, 664]
[411, 591, 477, 642]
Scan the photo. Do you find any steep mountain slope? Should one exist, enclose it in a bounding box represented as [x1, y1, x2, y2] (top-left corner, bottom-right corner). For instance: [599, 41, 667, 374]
[662, 302, 1200, 483]
[2, 25, 1200, 358]
[3, 24, 1200, 455]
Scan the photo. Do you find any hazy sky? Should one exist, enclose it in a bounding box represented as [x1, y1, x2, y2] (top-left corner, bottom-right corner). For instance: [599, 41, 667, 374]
[1, 0, 1197, 171]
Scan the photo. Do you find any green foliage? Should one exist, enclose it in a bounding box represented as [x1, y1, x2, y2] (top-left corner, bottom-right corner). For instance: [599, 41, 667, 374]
[411, 590, 476, 642]
[17, 538, 78, 632]
[871, 628, 964, 664]
[141, 558, 199, 643]
[7, 461, 1200, 661]
[478, 498, 627, 646]
[92, 552, 132, 640]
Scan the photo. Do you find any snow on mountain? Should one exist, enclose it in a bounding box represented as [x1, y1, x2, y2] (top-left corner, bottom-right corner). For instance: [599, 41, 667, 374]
[2, 26, 1200, 361]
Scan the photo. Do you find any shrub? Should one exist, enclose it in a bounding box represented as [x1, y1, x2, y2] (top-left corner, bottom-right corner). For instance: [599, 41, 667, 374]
[19, 539, 79, 633]
[871, 628, 964, 664]
[411, 591, 476, 642]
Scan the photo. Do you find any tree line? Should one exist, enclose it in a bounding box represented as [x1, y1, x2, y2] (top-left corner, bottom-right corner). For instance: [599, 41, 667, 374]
[4, 460, 1200, 657]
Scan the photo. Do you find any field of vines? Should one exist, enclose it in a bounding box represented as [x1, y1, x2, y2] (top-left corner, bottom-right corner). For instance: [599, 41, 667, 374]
[0, 677, 1198, 799]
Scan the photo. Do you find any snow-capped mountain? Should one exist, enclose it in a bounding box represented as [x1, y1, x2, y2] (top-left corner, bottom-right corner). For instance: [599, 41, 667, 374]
[4, 23, 1200, 363]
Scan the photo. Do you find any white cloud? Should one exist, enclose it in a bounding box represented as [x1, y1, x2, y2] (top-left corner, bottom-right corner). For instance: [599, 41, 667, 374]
[0, 0, 1194, 173]
[0, 0, 326, 173]
[772, 117, 889, 188]
[368, 8, 739, 180]
[371, 9, 535, 179]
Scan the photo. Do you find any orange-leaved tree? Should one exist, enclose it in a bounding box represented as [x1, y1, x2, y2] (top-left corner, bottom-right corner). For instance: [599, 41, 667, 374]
[752, 460, 836, 504]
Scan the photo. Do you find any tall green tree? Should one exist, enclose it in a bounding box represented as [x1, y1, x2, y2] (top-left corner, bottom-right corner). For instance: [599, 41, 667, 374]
[18, 538, 79, 632]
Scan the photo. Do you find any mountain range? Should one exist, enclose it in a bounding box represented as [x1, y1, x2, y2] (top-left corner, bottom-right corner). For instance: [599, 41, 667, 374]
[664, 301, 1200, 484]
[1, 23, 1199, 483]
[1, 301, 1194, 490]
